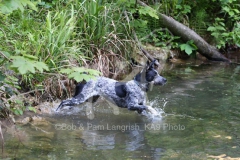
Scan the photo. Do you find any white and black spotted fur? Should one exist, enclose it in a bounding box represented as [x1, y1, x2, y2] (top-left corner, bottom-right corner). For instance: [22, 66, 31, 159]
[56, 59, 167, 114]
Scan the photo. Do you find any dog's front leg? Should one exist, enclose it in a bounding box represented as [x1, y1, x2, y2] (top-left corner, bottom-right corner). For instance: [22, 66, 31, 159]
[128, 105, 146, 114]
[127, 95, 146, 114]
[127, 92, 146, 114]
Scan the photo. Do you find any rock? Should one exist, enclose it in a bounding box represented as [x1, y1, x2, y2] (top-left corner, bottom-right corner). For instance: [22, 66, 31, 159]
[31, 116, 50, 126]
[15, 117, 31, 124]
[36, 101, 60, 114]
[132, 44, 174, 66]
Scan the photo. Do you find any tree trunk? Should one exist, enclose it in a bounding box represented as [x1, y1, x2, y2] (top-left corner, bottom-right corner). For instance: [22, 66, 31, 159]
[137, 0, 230, 62]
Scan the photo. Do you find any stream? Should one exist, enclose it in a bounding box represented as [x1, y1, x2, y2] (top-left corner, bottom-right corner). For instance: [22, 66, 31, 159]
[1, 62, 240, 160]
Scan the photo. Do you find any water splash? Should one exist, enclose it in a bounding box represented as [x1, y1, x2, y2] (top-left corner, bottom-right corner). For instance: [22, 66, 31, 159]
[142, 100, 168, 122]
[142, 100, 166, 122]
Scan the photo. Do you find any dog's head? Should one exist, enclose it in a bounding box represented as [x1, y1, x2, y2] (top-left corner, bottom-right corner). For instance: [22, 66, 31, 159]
[134, 59, 167, 89]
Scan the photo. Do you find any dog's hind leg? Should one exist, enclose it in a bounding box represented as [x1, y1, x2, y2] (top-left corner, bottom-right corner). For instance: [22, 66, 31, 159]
[56, 96, 84, 111]
[56, 91, 99, 111]
[56, 80, 99, 111]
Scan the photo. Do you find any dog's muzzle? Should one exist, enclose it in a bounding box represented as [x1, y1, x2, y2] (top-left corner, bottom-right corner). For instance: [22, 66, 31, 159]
[153, 76, 167, 85]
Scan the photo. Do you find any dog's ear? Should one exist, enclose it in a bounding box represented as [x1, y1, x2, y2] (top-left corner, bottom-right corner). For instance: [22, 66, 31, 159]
[146, 60, 154, 70]
[148, 59, 157, 69]
[149, 59, 159, 69]
[153, 59, 160, 69]
[147, 60, 150, 66]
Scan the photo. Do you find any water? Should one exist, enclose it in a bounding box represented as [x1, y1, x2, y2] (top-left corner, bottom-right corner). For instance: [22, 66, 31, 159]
[2, 63, 240, 160]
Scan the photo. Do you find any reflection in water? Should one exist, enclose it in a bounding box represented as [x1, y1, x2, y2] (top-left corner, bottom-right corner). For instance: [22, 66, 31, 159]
[2, 63, 240, 159]
[126, 130, 144, 151]
[82, 131, 115, 150]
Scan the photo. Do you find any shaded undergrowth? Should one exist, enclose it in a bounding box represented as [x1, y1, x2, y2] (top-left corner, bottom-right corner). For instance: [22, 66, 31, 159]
[0, 0, 135, 118]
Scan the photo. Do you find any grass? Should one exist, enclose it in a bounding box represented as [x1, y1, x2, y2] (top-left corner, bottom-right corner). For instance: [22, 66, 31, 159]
[0, 0, 135, 117]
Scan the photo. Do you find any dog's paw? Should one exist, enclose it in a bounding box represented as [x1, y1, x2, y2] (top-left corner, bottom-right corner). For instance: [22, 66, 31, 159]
[137, 107, 146, 114]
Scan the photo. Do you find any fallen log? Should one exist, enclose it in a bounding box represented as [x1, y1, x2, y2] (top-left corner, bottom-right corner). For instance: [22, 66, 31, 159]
[137, 0, 230, 63]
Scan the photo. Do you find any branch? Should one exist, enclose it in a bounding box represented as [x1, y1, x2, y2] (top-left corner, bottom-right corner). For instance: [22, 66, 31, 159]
[123, 11, 160, 66]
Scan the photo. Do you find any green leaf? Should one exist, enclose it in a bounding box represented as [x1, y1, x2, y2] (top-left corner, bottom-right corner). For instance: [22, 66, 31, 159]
[207, 26, 216, 31]
[68, 72, 83, 81]
[60, 68, 73, 74]
[28, 106, 37, 113]
[233, 9, 239, 13]
[22, 53, 38, 60]
[60, 67, 100, 82]
[222, 33, 230, 37]
[0, 71, 5, 82]
[10, 56, 48, 74]
[10, 56, 33, 74]
[180, 44, 187, 51]
[176, 5, 182, 9]
[14, 110, 20, 115]
[185, 44, 194, 55]
[73, 67, 86, 73]
[19, 109, 23, 115]
[180, 43, 196, 55]
[14, 109, 23, 115]
[215, 26, 226, 31]
[34, 62, 49, 73]
[139, 6, 158, 19]
[229, 11, 234, 16]
[219, 22, 225, 26]
[222, 6, 230, 12]
[0, 0, 37, 14]
[23, 0, 38, 11]
[87, 69, 101, 76]
[81, 74, 93, 81]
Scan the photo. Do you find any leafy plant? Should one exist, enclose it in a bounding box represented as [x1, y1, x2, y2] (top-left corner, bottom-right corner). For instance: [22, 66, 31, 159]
[231, 22, 240, 47]
[179, 40, 198, 55]
[0, 0, 37, 14]
[138, 5, 159, 19]
[0, 0, 134, 118]
[206, 0, 240, 49]
[220, 0, 240, 21]
[0, 70, 37, 117]
[207, 18, 227, 49]
[60, 67, 101, 82]
[10, 56, 49, 74]
[207, 18, 240, 49]
[175, 4, 191, 15]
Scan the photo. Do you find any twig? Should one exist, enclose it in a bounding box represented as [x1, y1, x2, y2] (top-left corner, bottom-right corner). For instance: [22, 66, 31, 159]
[0, 121, 4, 158]
[7, 89, 45, 101]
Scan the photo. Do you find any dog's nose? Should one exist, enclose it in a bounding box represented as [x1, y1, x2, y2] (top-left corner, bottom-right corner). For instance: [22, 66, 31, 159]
[153, 76, 167, 85]
[163, 78, 167, 83]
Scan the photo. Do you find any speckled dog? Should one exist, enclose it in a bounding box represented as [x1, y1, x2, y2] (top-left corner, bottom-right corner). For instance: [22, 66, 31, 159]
[56, 60, 167, 114]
